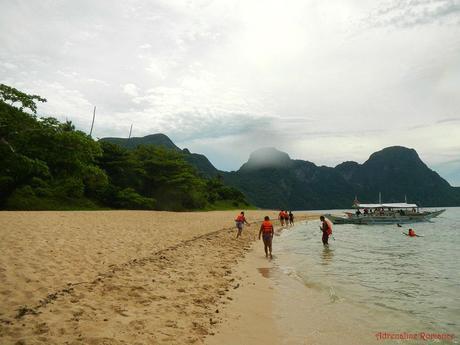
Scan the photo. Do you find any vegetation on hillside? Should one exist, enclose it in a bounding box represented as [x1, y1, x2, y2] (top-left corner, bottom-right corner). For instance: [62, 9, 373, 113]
[101, 136, 219, 178]
[224, 147, 460, 210]
[0, 84, 249, 211]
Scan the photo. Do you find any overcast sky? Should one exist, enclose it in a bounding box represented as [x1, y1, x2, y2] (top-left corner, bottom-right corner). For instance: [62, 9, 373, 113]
[1, 0, 459, 185]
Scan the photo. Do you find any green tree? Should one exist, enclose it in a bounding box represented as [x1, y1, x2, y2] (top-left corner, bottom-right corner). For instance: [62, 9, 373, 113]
[0, 84, 46, 114]
[0, 95, 107, 209]
[98, 141, 143, 192]
[133, 145, 207, 210]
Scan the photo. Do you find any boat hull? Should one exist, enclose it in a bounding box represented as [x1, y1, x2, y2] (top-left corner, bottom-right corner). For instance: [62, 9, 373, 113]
[324, 209, 445, 225]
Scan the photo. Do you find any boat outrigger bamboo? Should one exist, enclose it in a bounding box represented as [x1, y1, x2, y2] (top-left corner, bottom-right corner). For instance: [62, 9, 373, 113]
[324, 201, 445, 225]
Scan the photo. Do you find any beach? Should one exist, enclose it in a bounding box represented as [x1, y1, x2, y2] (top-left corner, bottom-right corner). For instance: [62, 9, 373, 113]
[2, 210, 457, 345]
[0, 210, 314, 344]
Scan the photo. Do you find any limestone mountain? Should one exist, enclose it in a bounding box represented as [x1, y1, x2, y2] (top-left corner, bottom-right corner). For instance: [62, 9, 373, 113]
[335, 146, 456, 205]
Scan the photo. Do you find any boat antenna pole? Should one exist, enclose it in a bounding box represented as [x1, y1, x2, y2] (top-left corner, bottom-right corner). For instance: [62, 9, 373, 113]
[379, 192, 382, 204]
[128, 123, 133, 139]
[89, 106, 96, 137]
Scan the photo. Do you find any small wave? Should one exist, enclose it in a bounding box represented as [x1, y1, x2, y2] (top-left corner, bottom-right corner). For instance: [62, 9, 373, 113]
[329, 286, 343, 303]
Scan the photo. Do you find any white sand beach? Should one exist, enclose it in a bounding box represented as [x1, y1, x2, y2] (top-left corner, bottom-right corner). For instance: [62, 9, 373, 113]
[0, 210, 315, 344]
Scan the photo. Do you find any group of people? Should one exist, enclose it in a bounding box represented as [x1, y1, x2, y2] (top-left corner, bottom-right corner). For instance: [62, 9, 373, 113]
[278, 210, 294, 226]
[235, 211, 420, 259]
[234, 211, 274, 258]
[234, 211, 333, 259]
[356, 207, 419, 217]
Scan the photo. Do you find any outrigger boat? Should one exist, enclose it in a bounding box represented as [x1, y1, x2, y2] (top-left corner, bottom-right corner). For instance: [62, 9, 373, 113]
[324, 202, 445, 225]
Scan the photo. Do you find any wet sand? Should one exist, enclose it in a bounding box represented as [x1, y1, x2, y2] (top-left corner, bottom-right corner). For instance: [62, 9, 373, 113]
[206, 239, 383, 345]
[0, 210, 311, 344]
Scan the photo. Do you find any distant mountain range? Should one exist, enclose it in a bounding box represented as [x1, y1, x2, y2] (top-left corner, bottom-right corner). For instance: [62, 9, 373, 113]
[100, 135, 460, 210]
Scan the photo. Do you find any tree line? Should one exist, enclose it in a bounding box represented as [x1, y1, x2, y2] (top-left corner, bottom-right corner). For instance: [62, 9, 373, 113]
[0, 84, 249, 211]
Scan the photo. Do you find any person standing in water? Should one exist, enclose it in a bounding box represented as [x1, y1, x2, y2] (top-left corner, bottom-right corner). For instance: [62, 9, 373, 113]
[319, 216, 332, 246]
[235, 211, 250, 238]
[278, 210, 285, 226]
[259, 216, 274, 258]
[278, 210, 284, 226]
[283, 211, 289, 226]
[289, 211, 294, 226]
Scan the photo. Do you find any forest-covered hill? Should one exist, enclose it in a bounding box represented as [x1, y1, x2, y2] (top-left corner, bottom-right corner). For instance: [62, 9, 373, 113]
[0, 84, 249, 211]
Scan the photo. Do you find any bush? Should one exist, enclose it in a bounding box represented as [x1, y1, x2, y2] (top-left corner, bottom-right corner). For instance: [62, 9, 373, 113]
[82, 165, 109, 196]
[30, 177, 53, 197]
[6, 185, 39, 209]
[114, 188, 156, 210]
[53, 177, 85, 198]
[181, 190, 207, 210]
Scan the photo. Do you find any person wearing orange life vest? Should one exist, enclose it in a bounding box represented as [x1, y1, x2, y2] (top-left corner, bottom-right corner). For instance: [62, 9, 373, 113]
[283, 211, 289, 226]
[320, 216, 332, 246]
[259, 216, 274, 258]
[408, 228, 416, 237]
[235, 211, 250, 238]
[279, 210, 286, 226]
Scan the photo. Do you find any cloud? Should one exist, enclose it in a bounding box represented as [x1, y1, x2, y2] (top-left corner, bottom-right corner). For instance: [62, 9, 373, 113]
[0, 61, 17, 70]
[123, 83, 139, 97]
[0, 0, 459, 173]
[436, 117, 460, 124]
[432, 159, 460, 186]
[363, 0, 460, 28]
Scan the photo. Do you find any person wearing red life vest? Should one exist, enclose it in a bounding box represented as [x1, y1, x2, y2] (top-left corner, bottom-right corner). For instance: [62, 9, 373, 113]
[235, 211, 250, 238]
[408, 228, 416, 237]
[320, 216, 332, 246]
[259, 216, 274, 258]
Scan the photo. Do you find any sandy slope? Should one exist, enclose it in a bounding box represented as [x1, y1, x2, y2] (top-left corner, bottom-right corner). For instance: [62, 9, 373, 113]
[0, 210, 295, 344]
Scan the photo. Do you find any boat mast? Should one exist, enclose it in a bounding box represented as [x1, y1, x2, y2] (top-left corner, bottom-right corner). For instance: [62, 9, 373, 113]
[379, 192, 381, 204]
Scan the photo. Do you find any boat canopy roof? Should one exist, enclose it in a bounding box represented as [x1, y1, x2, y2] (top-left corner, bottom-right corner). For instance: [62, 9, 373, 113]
[354, 203, 418, 209]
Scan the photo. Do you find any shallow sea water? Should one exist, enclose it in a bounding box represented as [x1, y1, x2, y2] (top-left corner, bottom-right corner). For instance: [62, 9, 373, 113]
[272, 207, 460, 343]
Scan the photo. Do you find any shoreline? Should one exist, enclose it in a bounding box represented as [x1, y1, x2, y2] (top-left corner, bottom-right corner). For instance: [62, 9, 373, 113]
[205, 246, 280, 345]
[205, 219, 385, 345]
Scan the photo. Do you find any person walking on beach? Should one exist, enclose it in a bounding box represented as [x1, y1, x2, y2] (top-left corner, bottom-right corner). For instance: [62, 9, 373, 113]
[319, 216, 332, 246]
[278, 210, 285, 226]
[235, 211, 250, 238]
[289, 211, 294, 226]
[259, 216, 274, 258]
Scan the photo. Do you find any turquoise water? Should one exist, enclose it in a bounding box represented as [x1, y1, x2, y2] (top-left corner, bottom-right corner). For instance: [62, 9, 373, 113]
[275, 207, 460, 340]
